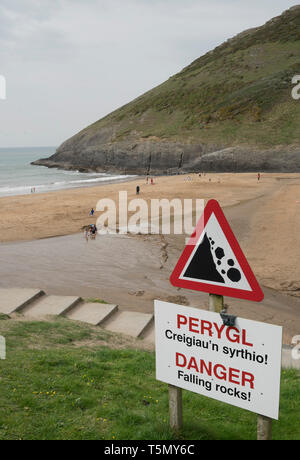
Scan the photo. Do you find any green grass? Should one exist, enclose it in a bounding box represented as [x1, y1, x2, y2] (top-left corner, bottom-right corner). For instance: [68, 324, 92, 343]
[86, 298, 108, 304]
[0, 317, 299, 440]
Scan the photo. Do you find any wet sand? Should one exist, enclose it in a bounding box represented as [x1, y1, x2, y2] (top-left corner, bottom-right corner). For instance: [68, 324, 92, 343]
[0, 172, 300, 344]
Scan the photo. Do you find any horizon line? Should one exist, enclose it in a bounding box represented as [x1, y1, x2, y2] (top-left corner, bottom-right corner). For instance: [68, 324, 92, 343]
[0, 145, 57, 150]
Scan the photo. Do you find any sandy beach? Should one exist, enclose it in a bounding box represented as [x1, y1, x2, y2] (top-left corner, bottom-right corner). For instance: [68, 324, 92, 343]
[1, 172, 300, 344]
[0, 172, 287, 242]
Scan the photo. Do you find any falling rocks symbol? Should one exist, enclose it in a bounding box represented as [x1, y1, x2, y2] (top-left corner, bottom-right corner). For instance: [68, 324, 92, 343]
[170, 199, 264, 302]
[184, 233, 225, 283]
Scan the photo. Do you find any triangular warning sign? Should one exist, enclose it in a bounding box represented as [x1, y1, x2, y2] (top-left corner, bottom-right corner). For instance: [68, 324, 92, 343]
[170, 199, 264, 302]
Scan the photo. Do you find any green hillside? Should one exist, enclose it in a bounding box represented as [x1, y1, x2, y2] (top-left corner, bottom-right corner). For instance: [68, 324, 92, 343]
[35, 6, 300, 173]
[91, 6, 300, 147]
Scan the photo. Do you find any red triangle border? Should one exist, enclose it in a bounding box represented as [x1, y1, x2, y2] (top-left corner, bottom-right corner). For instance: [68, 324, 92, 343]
[170, 199, 264, 302]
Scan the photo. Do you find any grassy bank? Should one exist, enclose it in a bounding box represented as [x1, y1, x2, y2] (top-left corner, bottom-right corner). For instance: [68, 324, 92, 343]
[0, 316, 299, 440]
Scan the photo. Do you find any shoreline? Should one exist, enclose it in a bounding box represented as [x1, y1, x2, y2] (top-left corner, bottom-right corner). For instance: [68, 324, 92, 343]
[0, 173, 140, 200]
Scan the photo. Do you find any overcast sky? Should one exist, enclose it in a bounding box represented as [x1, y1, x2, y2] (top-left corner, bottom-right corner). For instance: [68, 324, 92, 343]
[0, 0, 297, 148]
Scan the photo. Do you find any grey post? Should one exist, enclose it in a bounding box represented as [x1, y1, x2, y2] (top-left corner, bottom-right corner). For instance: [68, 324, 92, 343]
[257, 415, 272, 440]
[168, 384, 183, 431]
[209, 293, 224, 313]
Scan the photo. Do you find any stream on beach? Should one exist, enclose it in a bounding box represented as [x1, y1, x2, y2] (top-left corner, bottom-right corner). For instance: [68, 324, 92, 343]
[0, 228, 299, 344]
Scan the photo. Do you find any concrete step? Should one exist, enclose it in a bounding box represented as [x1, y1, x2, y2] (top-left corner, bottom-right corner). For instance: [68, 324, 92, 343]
[140, 323, 155, 344]
[66, 302, 118, 326]
[103, 310, 154, 338]
[21, 295, 81, 317]
[0, 288, 45, 315]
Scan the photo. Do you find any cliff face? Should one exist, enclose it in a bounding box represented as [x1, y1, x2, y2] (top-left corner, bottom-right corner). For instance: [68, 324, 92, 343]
[34, 6, 300, 174]
[34, 141, 300, 174]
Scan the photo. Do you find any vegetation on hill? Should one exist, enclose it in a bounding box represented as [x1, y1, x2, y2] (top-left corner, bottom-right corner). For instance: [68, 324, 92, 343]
[86, 6, 300, 147]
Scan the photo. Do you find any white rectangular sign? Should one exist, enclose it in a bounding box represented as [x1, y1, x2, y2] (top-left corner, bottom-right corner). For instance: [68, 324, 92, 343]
[155, 300, 282, 419]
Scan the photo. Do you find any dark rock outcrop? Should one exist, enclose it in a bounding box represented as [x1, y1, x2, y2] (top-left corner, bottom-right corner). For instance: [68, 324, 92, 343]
[32, 140, 300, 174]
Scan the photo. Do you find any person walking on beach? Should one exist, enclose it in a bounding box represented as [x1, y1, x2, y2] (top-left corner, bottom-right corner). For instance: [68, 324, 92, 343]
[136, 185, 140, 195]
[89, 208, 95, 216]
[257, 173, 261, 182]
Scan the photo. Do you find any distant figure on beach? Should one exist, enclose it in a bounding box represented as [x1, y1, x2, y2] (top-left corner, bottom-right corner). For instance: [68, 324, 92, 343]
[89, 224, 97, 240]
[146, 175, 149, 184]
[257, 173, 261, 182]
[136, 185, 140, 195]
[89, 208, 95, 216]
[151, 178, 154, 185]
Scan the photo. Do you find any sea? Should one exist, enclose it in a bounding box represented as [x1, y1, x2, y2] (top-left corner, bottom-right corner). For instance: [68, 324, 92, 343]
[0, 146, 135, 197]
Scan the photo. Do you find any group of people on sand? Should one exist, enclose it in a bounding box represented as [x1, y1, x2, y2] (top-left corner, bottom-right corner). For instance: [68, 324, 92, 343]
[84, 208, 98, 241]
[145, 175, 154, 185]
[85, 223, 97, 241]
[135, 175, 155, 195]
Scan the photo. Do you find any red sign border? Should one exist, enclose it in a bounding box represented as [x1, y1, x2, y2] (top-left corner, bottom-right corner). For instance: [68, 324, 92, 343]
[170, 199, 264, 302]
